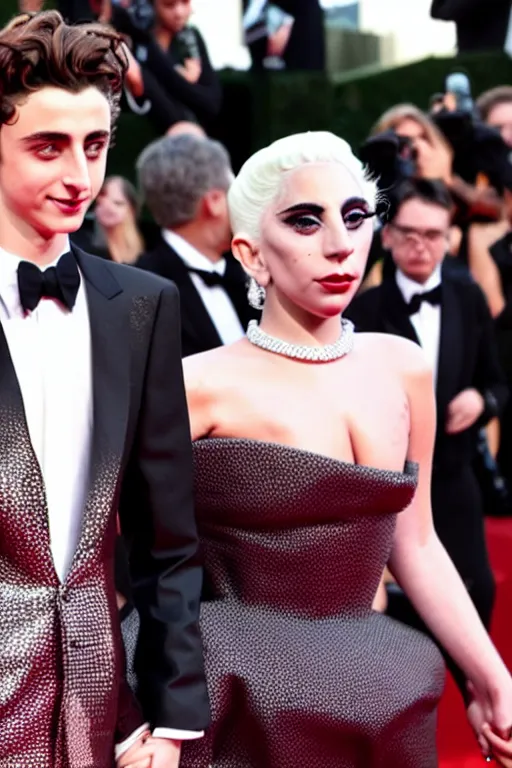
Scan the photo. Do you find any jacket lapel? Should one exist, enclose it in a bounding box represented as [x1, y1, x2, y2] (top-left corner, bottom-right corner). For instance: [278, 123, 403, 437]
[436, 277, 464, 421]
[381, 278, 421, 345]
[156, 242, 222, 351]
[67, 248, 131, 579]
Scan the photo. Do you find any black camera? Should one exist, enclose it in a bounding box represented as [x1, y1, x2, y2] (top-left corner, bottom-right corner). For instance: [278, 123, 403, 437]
[433, 110, 512, 193]
[359, 130, 418, 193]
[174, 28, 201, 62]
[110, 0, 155, 39]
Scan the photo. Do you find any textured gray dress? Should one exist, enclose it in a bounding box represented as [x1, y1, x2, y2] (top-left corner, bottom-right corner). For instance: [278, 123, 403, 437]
[181, 438, 445, 768]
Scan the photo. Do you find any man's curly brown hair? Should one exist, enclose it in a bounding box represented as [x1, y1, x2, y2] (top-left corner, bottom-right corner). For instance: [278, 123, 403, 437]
[0, 11, 128, 137]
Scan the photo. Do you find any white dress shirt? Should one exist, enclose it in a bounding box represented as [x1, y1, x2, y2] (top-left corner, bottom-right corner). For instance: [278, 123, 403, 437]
[243, 0, 267, 27]
[505, 5, 512, 56]
[0, 241, 92, 583]
[163, 229, 245, 346]
[395, 266, 442, 387]
[0, 243, 201, 752]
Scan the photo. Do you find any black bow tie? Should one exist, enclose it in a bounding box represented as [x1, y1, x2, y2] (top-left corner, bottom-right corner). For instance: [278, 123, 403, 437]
[187, 267, 232, 288]
[17, 251, 81, 313]
[406, 285, 442, 315]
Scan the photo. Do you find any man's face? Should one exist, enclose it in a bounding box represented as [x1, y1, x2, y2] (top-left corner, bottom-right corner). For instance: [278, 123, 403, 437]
[382, 198, 450, 284]
[486, 101, 512, 148]
[0, 85, 111, 241]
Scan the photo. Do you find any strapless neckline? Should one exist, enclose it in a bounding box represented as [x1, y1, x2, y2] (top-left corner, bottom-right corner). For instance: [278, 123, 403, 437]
[193, 436, 417, 480]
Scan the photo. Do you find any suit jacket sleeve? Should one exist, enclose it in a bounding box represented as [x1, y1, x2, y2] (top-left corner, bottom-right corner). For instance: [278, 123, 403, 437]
[119, 283, 210, 732]
[344, 290, 381, 333]
[472, 283, 509, 425]
[431, 0, 503, 20]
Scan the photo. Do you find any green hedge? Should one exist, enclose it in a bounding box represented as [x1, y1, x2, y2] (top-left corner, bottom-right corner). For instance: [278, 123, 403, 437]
[2, 0, 512, 180]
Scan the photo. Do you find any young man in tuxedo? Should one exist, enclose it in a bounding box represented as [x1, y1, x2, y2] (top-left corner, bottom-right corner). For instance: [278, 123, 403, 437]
[137, 133, 256, 357]
[431, 0, 512, 54]
[346, 178, 507, 699]
[0, 11, 209, 768]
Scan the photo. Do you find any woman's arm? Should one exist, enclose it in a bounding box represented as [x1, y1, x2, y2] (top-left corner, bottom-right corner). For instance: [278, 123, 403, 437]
[468, 222, 507, 319]
[389, 345, 512, 738]
[182, 355, 217, 441]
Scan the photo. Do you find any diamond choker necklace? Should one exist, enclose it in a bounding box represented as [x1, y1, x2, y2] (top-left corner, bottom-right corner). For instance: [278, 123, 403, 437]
[246, 319, 355, 362]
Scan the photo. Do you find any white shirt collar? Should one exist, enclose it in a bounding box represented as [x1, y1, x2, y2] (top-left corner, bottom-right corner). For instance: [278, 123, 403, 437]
[395, 264, 442, 304]
[0, 237, 71, 318]
[162, 229, 226, 275]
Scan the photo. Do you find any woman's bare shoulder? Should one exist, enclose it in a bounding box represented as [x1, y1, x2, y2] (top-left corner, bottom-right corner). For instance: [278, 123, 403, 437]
[354, 331, 433, 382]
[183, 340, 257, 401]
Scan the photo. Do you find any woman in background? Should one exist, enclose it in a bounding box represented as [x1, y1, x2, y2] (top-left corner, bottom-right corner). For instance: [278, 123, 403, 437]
[93, 176, 145, 264]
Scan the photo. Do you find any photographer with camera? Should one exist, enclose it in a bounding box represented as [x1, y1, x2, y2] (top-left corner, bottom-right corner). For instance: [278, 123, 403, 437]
[108, 0, 222, 135]
[359, 104, 463, 291]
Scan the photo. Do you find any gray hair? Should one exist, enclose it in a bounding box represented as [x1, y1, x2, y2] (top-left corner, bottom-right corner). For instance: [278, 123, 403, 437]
[136, 134, 232, 229]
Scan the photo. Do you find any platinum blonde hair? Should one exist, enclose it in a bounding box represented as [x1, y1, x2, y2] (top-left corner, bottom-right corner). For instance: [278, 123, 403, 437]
[228, 131, 378, 239]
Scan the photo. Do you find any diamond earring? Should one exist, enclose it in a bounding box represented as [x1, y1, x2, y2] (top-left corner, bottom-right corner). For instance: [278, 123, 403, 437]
[247, 277, 266, 310]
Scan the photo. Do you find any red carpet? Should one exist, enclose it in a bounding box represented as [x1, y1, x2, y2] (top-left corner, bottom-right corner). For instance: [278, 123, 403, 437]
[439, 518, 512, 767]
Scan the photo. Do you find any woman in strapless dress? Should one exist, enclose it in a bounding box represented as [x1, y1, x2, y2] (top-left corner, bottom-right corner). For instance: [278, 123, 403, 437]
[144, 132, 512, 768]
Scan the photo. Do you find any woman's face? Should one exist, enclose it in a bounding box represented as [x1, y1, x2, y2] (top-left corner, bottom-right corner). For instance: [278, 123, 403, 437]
[154, 0, 192, 33]
[255, 162, 374, 319]
[394, 117, 440, 178]
[95, 178, 134, 230]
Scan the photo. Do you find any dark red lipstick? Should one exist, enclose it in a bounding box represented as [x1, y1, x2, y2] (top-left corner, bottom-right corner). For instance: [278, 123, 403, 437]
[315, 273, 356, 293]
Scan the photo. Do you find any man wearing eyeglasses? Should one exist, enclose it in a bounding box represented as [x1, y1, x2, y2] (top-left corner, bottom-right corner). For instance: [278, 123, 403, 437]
[346, 176, 507, 708]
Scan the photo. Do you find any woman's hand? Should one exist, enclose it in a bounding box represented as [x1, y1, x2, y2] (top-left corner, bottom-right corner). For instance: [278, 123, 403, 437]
[467, 678, 512, 760]
[121, 42, 145, 98]
[482, 724, 512, 767]
[414, 136, 453, 184]
[175, 58, 202, 84]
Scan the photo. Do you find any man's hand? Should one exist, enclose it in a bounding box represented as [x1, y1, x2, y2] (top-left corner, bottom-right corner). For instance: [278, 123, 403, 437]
[445, 388, 484, 434]
[148, 738, 182, 768]
[118, 737, 182, 768]
[116, 731, 152, 768]
[175, 58, 202, 84]
[267, 20, 293, 57]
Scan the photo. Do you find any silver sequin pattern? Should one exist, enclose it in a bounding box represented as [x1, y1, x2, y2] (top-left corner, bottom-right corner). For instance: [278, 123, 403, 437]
[181, 438, 446, 768]
[0, 395, 125, 767]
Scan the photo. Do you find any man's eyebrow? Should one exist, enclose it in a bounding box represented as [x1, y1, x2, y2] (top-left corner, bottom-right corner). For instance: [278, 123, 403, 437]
[21, 130, 110, 143]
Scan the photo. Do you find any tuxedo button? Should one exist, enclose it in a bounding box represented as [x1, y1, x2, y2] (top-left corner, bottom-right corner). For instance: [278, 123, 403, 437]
[59, 586, 71, 603]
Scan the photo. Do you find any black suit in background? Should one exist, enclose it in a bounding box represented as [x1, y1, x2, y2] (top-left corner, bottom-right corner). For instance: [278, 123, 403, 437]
[346, 267, 507, 699]
[137, 237, 256, 357]
[431, 0, 511, 53]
